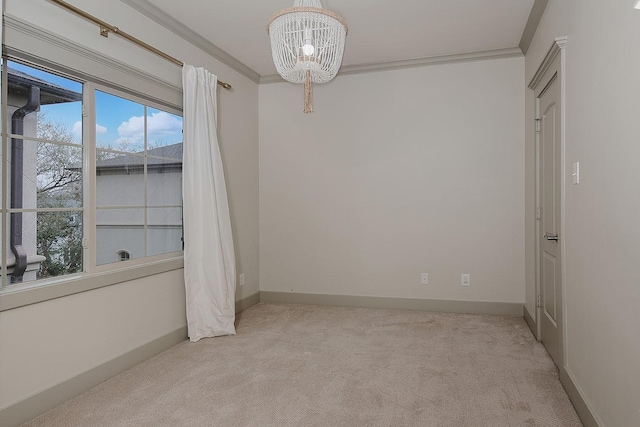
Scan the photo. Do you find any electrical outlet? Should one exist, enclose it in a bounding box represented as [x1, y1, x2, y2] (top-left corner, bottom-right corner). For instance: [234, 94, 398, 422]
[461, 274, 470, 287]
[239, 273, 245, 286]
[421, 273, 429, 285]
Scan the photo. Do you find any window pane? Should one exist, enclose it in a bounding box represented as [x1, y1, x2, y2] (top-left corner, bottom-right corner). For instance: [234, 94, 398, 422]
[147, 158, 182, 207]
[36, 210, 83, 280]
[148, 142, 182, 161]
[7, 62, 82, 143]
[37, 105, 83, 144]
[4, 62, 83, 285]
[96, 149, 145, 207]
[35, 140, 82, 209]
[95, 90, 144, 153]
[147, 107, 183, 152]
[147, 207, 183, 256]
[96, 208, 144, 265]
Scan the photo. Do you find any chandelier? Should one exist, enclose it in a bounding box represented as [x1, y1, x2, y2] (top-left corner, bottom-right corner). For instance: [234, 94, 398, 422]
[267, 0, 348, 113]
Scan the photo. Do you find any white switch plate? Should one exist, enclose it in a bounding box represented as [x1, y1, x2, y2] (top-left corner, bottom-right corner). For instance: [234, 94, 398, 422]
[461, 274, 470, 286]
[421, 273, 429, 285]
[239, 273, 245, 286]
[572, 162, 580, 185]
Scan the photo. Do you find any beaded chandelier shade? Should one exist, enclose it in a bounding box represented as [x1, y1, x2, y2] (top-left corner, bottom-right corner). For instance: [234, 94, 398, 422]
[267, 0, 348, 113]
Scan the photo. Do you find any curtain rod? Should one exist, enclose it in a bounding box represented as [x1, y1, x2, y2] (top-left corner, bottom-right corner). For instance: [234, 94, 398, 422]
[49, 0, 232, 90]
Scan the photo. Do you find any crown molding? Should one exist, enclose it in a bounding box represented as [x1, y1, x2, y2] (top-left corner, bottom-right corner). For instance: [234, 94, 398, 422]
[260, 47, 523, 84]
[528, 36, 566, 90]
[119, 0, 261, 84]
[519, 0, 549, 55]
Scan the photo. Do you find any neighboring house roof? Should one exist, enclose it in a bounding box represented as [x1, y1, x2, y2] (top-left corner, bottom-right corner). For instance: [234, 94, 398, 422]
[95, 143, 182, 172]
[8, 67, 82, 105]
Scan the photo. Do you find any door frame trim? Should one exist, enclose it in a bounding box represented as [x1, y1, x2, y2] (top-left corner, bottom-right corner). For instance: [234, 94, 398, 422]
[528, 37, 567, 358]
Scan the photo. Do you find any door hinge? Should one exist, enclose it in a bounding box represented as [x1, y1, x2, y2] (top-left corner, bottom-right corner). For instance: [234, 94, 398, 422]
[537, 294, 541, 308]
[536, 207, 541, 220]
[535, 118, 541, 132]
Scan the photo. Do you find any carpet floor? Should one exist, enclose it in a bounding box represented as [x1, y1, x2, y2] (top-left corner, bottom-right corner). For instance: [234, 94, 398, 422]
[23, 303, 583, 426]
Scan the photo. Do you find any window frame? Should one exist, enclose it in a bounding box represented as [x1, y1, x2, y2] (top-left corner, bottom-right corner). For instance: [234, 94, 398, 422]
[0, 57, 184, 312]
[87, 82, 184, 273]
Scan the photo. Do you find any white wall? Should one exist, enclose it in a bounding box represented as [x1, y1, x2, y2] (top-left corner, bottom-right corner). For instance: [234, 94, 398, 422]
[525, 1, 640, 425]
[0, 0, 259, 410]
[260, 57, 525, 303]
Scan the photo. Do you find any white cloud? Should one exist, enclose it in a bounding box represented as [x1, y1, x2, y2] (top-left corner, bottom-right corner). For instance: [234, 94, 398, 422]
[117, 115, 144, 141]
[73, 121, 107, 137]
[117, 111, 182, 145]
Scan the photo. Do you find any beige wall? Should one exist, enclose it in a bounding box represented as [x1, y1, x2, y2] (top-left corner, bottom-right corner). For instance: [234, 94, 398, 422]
[0, 270, 185, 407]
[0, 0, 259, 410]
[525, 1, 640, 425]
[260, 57, 525, 303]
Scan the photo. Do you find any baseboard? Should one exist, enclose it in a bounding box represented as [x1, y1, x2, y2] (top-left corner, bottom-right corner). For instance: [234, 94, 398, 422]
[260, 291, 523, 316]
[236, 292, 260, 313]
[0, 326, 187, 427]
[560, 367, 601, 427]
[521, 302, 599, 426]
[520, 304, 599, 426]
[523, 304, 539, 340]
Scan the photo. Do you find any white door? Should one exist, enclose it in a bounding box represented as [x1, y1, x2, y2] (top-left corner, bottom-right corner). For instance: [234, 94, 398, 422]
[537, 56, 563, 369]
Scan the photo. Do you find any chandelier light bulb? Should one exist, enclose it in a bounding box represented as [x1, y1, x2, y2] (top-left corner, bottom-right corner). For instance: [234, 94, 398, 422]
[302, 29, 315, 56]
[302, 41, 315, 56]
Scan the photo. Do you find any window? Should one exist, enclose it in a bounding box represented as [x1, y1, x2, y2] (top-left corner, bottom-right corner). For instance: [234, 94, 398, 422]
[1, 59, 183, 292]
[94, 90, 183, 266]
[116, 250, 131, 262]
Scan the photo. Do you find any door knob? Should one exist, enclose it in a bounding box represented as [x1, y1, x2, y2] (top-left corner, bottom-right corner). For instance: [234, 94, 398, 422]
[544, 233, 558, 241]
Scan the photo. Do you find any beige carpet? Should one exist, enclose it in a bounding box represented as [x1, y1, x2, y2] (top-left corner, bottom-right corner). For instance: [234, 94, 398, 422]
[23, 303, 583, 426]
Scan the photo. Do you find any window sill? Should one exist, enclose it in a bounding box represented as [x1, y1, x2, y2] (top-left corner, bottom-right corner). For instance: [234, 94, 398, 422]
[0, 256, 184, 312]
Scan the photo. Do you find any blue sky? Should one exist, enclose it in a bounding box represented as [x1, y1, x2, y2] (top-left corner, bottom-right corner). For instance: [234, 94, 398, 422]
[10, 61, 182, 152]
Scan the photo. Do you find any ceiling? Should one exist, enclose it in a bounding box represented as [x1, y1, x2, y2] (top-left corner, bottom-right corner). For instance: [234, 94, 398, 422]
[124, 0, 540, 83]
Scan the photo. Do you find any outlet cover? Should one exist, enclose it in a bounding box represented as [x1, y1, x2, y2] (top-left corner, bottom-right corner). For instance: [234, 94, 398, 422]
[421, 273, 429, 285]
[461, 274, 470, 287]
[239, 273, 245, 286]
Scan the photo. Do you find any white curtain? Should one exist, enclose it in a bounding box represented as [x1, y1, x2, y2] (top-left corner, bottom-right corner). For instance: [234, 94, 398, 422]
[182, 64, 236, 342]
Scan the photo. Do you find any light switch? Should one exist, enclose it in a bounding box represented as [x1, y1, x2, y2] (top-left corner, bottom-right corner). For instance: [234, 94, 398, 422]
[572, 162, 580, 185]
